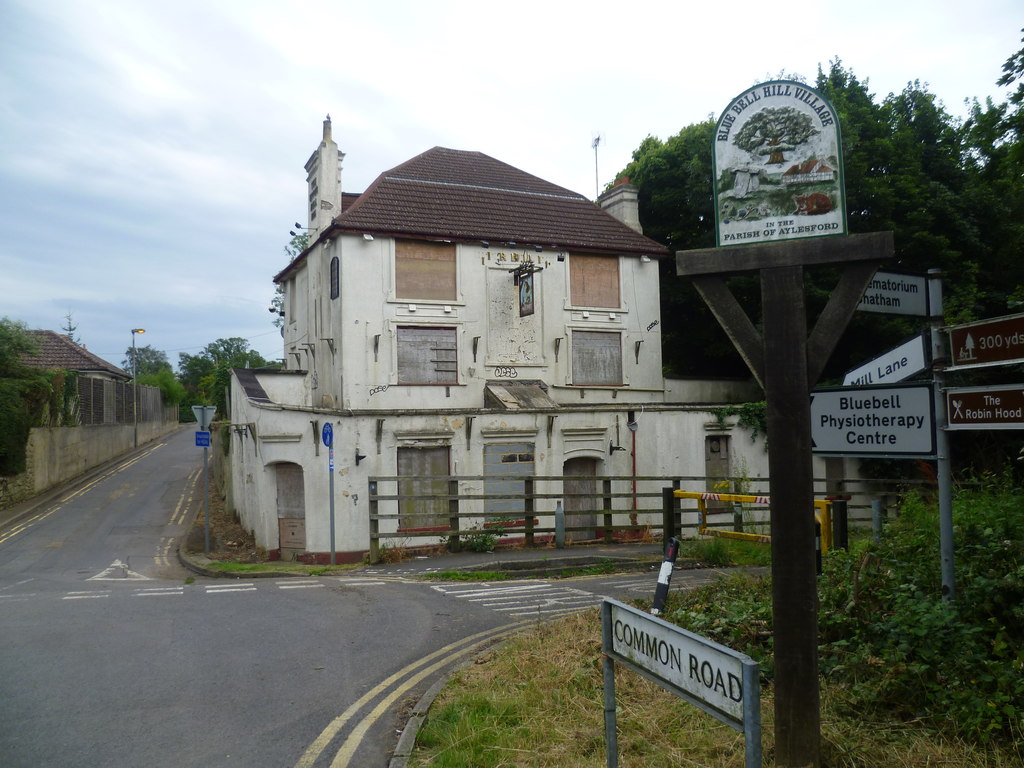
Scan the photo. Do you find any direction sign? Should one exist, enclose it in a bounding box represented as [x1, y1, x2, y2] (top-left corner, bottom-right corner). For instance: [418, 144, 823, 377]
[946, 384, 1024, 430]
[857, 271, 928, 316]
[947, 313, 1024, 370]
[810, 384, 935, 457]
[842, 333, 928, 387]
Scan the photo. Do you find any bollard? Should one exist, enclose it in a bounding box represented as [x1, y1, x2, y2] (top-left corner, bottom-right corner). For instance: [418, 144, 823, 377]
[732, 502, 744, 533]
[555, 500, 565, 549]
[650, 537, 680, 616]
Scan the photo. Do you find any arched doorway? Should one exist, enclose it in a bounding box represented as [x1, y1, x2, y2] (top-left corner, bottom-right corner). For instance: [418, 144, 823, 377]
[275, 463, 306, 560]
[563, 456, 598, 542]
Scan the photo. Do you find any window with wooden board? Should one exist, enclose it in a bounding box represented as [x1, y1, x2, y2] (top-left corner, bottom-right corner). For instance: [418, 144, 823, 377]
[396, 239, 456, 301]
[569, 253, 620, 308]
[572, 330, 622, 386]
[397, 326, 458, 384]
[397, 446, 450, 530]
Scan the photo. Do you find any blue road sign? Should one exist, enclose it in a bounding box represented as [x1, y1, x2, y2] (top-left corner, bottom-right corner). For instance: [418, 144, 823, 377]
[321, 422, 333, 448]
[195, 431, 211, 447]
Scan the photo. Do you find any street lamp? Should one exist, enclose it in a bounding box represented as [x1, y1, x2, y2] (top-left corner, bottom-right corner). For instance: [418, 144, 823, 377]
[131, 328, 145, 448]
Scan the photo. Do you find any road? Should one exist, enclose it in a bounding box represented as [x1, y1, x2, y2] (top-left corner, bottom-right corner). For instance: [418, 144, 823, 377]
[0, 429, 679, 767]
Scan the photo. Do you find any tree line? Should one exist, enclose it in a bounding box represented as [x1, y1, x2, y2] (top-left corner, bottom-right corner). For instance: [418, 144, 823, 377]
[617, 42, 1024, 385]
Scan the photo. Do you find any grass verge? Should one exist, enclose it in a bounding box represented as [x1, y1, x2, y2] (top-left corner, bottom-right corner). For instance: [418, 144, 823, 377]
[202, 560, 360, 576]
[410, 607, 1021, 768]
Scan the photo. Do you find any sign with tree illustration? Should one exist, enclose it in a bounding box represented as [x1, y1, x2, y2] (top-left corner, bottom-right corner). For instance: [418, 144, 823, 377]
[713, 80, 847, 247]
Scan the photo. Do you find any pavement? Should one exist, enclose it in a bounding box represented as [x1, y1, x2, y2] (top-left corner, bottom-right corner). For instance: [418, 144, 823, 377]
[178, 540, 670, 578]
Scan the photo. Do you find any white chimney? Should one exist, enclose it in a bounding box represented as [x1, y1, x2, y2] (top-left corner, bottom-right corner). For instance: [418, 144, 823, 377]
[304, 115, 344, 231]
[598, 177, 642, 234]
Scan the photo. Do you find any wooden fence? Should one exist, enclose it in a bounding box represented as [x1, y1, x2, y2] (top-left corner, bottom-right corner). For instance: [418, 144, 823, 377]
[367, 473, 930, 562]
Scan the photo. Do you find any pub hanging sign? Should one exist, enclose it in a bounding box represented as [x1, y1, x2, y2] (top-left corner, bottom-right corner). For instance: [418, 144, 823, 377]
[513, 262, 540, 317]
[713, 80, 847, 248]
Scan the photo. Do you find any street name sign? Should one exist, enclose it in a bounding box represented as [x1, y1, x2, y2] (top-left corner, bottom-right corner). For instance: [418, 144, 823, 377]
[947, 312, 1024, 370]
[601, 599, 761, 767]
[857, 271, 928, 316]
[810, 384, 935, 457]
[842, 333, 928, 387]
[946, 384, 1024, 430]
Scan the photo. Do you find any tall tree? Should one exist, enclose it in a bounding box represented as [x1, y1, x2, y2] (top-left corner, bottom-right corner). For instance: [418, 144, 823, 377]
[122, 345, 171, 377]
[179, 337, 271, 417]
[620, 120, 758, 377]
[619, 57, 1024, 381]
[0, 317, 38, 377]
[61, 311, 80, 345]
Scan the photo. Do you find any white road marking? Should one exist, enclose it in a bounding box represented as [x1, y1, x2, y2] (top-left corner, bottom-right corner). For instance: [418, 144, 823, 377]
[88, 559, 150, 581]
[432, 581, 605, 618]
[276, 580, 325, 590]
[134, 587, 185, 597]
[205, 583, 257, 593]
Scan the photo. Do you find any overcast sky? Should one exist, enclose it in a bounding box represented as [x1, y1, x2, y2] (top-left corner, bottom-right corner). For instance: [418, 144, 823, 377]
[2, 0, 1020, 371]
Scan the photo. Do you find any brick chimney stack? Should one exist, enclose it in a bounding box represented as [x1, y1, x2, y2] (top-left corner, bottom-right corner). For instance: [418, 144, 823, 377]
[598, 177, 643, 233]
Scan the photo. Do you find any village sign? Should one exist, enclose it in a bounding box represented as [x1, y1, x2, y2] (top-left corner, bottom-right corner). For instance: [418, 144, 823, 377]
[713, 80, 847, 247]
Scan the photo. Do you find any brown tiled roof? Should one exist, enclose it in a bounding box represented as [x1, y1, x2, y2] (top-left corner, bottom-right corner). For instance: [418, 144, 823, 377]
[22, 331, 130, 380]
[331, 147, 668, 256]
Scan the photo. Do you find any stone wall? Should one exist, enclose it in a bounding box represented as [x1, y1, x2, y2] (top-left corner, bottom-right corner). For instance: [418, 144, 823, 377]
[0, 411, 180, 510]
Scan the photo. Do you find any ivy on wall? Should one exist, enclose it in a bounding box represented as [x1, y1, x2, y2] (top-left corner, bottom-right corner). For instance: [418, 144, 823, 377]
[0, 370, 78, 476]
[711, 401, 768, 445]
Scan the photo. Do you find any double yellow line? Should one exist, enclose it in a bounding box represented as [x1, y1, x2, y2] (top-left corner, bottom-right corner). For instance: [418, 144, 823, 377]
[295, 621, 530, 768]
[156, 467, 201, 567]
[0, 443, 166, 546]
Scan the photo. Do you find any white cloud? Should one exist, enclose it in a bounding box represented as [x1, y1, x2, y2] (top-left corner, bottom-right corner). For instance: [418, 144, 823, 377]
[2, 0, 1020, 366]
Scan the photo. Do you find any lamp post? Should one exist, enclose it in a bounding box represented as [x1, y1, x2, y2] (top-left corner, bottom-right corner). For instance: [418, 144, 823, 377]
[131, 328, 145, 448]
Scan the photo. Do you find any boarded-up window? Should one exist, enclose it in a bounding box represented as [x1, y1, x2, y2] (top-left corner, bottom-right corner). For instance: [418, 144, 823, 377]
[329, 256, 339, 299]
[484, 442, 535, 519]
[570, 253, 620, 308]
[397, 326, 457, 384]
[396, 240, 456, 301]
[572, 331, 622, 386]
[398, 446, 450, 530]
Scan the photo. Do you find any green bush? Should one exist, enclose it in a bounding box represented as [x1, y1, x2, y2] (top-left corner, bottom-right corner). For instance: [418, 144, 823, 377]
[661, 479, 1024, 747]
[818, 483, 1024, 743]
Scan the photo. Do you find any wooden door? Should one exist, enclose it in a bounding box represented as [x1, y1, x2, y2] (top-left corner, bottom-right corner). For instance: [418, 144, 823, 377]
[276, 463, 305, 560]
[397, 446, 450, 530]
[563, 457, 598, 541]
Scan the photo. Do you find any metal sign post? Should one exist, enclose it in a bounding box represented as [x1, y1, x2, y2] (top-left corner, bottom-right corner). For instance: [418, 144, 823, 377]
[927, 271, 955, 602]
[322, 422, 335, 565]
[191, 405, 217, 557]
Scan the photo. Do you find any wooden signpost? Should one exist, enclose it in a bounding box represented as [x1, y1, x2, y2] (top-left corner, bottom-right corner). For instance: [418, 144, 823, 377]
[677, 80, 895, 768]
